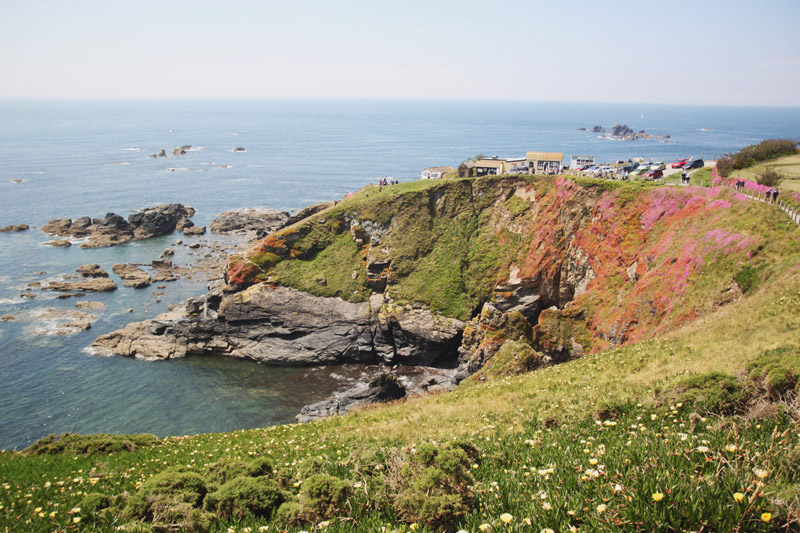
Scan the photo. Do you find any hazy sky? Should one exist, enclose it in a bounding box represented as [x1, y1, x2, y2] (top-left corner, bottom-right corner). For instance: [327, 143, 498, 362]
[1, 0, 798, 105]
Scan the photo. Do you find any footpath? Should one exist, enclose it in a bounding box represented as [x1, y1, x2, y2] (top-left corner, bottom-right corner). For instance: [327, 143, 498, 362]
[715, 175, 800, 225]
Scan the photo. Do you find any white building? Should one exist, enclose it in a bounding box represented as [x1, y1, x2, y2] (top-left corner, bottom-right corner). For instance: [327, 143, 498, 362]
[570, 155, 595, 170]
[420, 166, 454, 180]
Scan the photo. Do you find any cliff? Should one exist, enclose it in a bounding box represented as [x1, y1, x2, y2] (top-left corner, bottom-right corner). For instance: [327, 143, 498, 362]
[94, 175, 790, 381]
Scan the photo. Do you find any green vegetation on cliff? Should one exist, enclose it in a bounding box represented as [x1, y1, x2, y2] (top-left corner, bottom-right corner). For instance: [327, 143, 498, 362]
[3, 173, 800, 532]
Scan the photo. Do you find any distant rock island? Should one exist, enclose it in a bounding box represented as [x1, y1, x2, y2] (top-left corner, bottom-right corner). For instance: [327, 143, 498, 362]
[582, 123, 670, 141]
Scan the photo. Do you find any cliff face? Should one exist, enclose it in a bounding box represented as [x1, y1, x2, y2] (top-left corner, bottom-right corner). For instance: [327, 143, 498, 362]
[95, 176, 770, 378]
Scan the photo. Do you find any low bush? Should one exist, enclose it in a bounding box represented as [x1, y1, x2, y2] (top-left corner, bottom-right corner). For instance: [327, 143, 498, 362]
[123, 470, 208, 520]
[298, 474, 352, 522]
[757, 167, 784, 187]
[203, 476, 284, 519]
[23, 432, 157, 456]
[667, 371, 749, 414]
[747, 346, 800, 397]
[391, 442, 475, 528]
[79, 492, 111, 518]
[733, 139, 798, 169]
[716, 155, 734, 177]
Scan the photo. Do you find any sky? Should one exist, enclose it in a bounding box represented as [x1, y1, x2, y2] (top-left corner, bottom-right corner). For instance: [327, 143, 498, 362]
[1, 0, 798, 106]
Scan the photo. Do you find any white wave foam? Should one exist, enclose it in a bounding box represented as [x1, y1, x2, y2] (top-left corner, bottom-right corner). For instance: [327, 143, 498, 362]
[167, 167, 189, 172]
[115, 162, 132, 166]
[249, 164, 266, 168]
[83, 345, 115, 357]
[31, 171, 45, 175]
[186, 146, 206, 152]
[120, 147, 141, 151]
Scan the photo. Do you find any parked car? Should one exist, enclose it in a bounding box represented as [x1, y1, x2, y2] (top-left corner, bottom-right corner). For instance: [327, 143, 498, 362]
[671, 159, 688, 168]
[593, 165, 615, 175]
[685, 159, 704, 169]
[643, 169, 663, 179]
[652, 162, 666, 170]
[622, 162, 639, 172]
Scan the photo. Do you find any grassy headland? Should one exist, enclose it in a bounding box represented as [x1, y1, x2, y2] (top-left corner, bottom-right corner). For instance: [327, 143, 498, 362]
[2, 171, 800, 532]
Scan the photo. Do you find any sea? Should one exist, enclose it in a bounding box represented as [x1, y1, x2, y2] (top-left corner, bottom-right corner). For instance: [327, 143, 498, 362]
[1, 99, 799, 450]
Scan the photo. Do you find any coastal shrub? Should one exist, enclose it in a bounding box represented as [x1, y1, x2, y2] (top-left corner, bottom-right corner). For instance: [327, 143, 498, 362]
[733, 139, 798, 169]
[482, 339, 543, 377]
[274, 501, 303, 527]
[203, 476, 284, 519]
[298, 474, 352, 522]
[716, 155, 734, 177]
[295, 455, 330, 481]
[23, 432, 157, 456]
[391, 442, 474, 528]
[248, 457, 275, 477]
[123, 470, 207, 520]
[149, 500, 213, 533]
[757, 166, 784, 187]
[666, 372, 749, 414]
[747, 346, 800, 396]
[79, 492, 112, 518]
[734, 264, 766, 294]
[202, 459, 250, 487]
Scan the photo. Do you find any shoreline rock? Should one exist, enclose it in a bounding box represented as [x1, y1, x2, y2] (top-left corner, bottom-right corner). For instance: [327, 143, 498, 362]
[297, 373, 405, 423]
[92, 284, 464, 367]
[209, 209, 290, 238]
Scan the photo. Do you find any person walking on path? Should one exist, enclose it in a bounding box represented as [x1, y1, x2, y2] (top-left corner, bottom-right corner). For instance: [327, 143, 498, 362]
[772, 187, 779, 204]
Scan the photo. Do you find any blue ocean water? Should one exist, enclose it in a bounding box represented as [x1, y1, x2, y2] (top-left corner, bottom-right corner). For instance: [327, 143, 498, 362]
[1, 99, 799, 450]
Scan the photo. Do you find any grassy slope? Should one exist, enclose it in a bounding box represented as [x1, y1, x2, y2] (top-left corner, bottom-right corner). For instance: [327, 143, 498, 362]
[3, 178, 800, 532]
[728, 153, 800, 193]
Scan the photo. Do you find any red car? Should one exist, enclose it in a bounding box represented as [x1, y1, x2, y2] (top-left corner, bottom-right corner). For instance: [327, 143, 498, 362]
[671, 159, 688, 169]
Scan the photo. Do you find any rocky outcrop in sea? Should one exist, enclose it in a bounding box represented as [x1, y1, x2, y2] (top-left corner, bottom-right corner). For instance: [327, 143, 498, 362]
[42, 204, 196, 248]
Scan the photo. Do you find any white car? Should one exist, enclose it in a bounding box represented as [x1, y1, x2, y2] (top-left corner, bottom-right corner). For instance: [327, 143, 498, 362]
[593, 166, 615, 175]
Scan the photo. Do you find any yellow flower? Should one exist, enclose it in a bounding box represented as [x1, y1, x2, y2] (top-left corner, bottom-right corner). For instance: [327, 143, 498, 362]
[410, 524, 419, 531]
[500, 513, 513, 523]
[479, 524, 491, 532]
[541, 529, 555, 533]
[733, 492, 745, 503]
[761, 512, 772, 522]
[524, 518, 532, 526]
[34, 507, 42, 513]
[73, 517, 81, 524]
[754, 468, 769, 479]
[652, 492, 664, 502]
[568, 527, 578, 533]
[725, 444, 737, 452]
[589, 458, 598, 465]
[596, 504, 607, 514]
